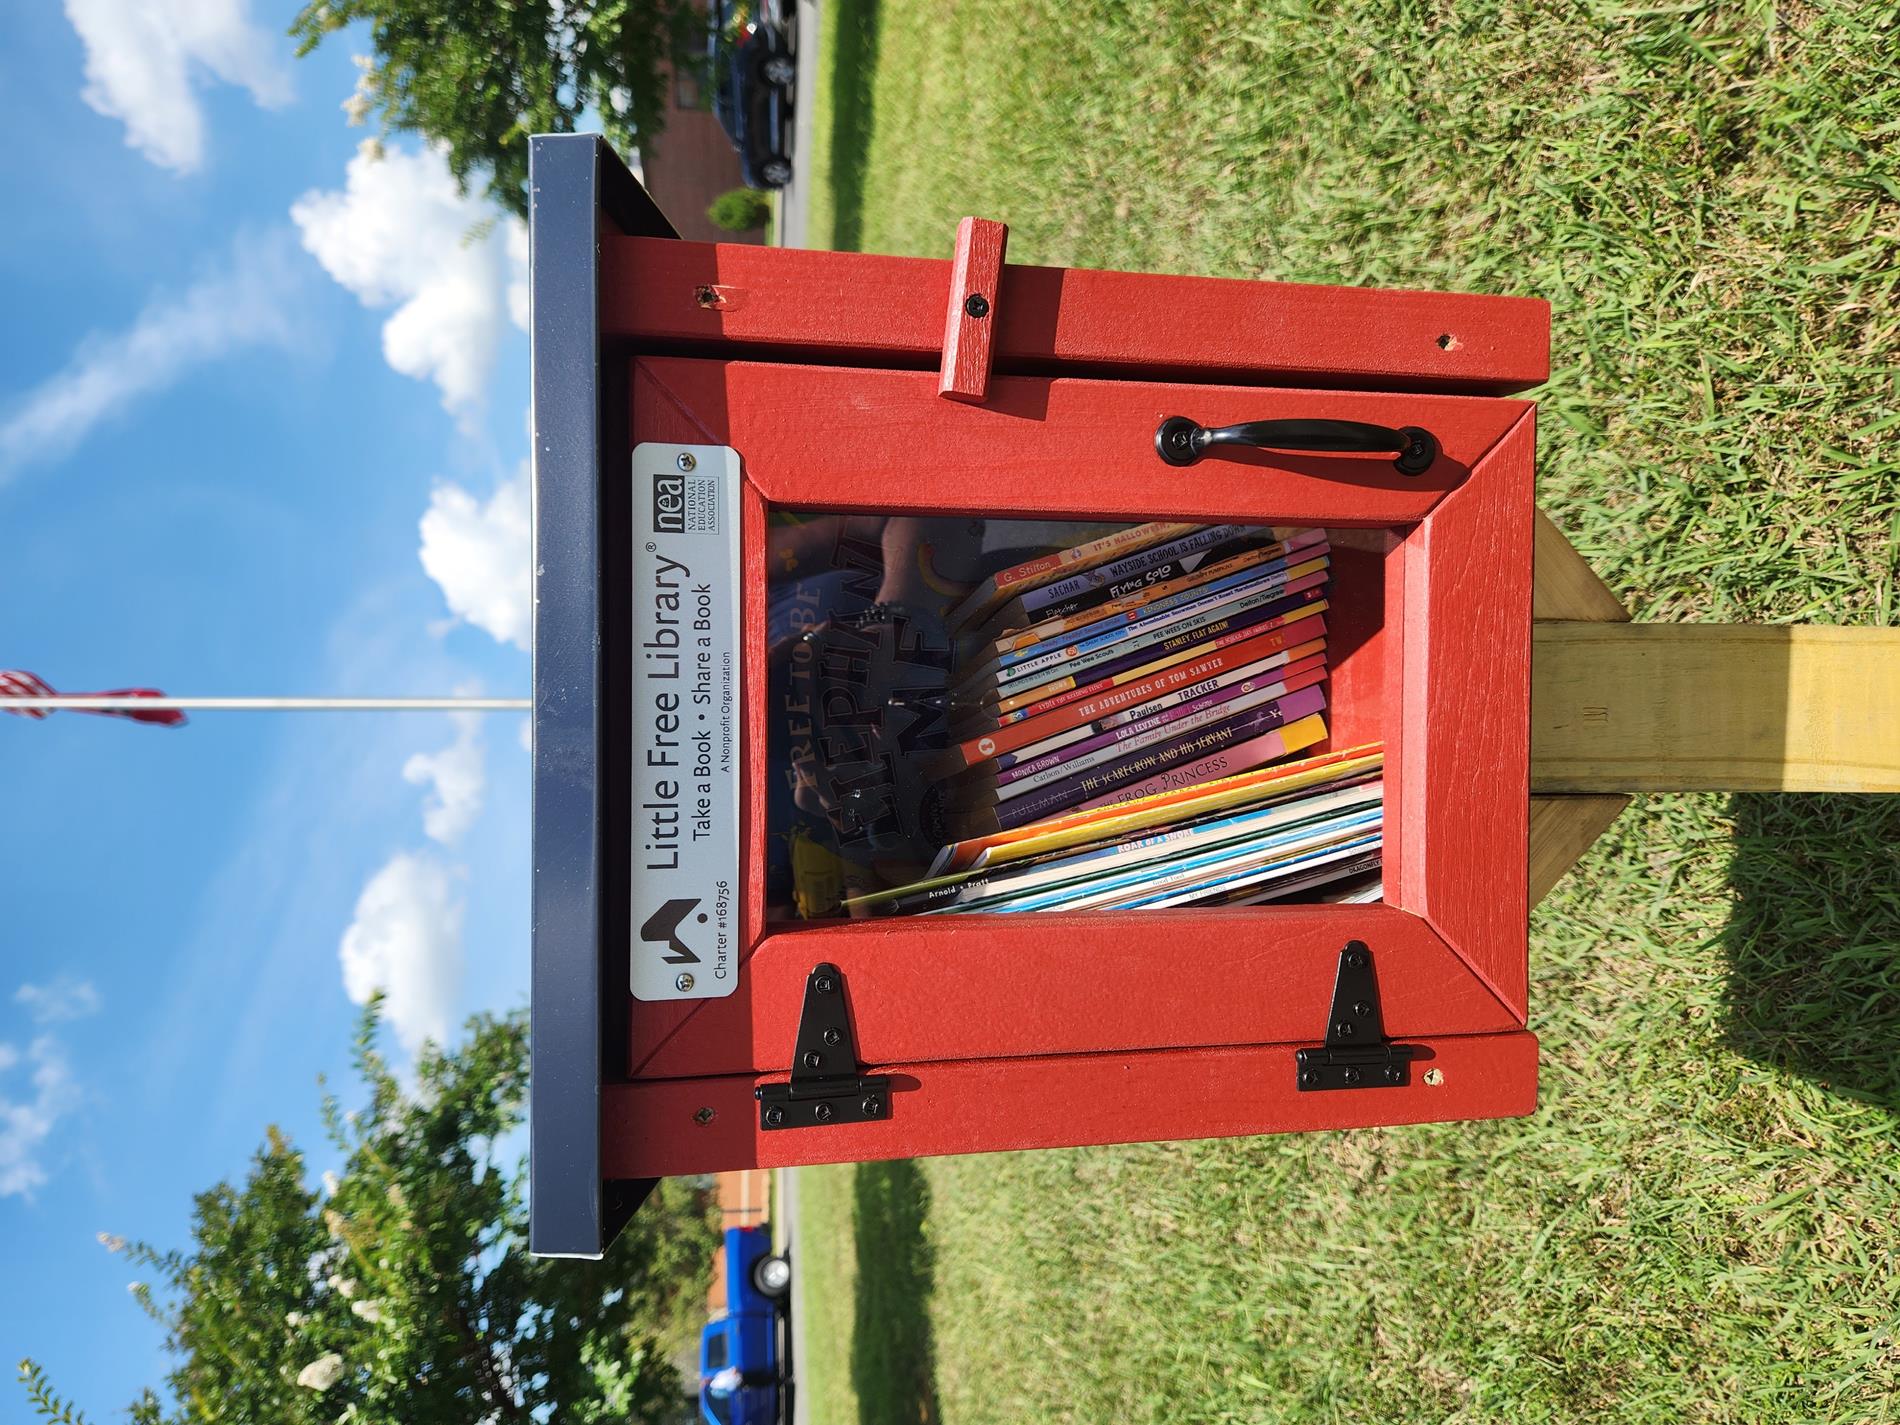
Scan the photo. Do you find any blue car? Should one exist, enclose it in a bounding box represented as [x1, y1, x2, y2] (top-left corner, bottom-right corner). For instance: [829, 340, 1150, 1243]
[708, 0, 795, 189]
[699, 1224, 790, 1425]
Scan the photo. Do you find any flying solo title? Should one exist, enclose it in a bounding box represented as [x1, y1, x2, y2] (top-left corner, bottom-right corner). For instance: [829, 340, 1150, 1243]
[629, 445, 740, 1001]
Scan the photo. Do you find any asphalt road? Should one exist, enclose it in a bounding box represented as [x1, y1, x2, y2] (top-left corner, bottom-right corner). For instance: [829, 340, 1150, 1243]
[775, 0, 820, 249]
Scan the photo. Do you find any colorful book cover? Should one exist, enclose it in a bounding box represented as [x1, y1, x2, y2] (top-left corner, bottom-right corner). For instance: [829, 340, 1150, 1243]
[972, 806, 1384, 914]
[1126, 831, 1384, 909]
[932, 740, 1381, 874]
[855, 779, 1382, 915]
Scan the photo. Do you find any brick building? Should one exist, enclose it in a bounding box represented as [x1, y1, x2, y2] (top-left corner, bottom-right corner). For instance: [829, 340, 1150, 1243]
[638, 62, 766, 245]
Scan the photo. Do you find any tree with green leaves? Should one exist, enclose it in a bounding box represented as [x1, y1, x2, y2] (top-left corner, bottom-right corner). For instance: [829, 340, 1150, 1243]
[291, 0, 703, 220]
[19, 1005, 715, 1425]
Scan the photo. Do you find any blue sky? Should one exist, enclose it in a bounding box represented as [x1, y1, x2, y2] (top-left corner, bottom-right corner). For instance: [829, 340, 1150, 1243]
[2, 3, 543, 1411]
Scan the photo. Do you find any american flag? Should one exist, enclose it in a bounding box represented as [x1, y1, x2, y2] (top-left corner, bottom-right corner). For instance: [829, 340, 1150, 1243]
[0, 670, 187, 727]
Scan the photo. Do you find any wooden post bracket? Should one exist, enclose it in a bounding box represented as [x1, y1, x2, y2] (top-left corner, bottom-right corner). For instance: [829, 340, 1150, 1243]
[938, 217, 1008, 404]
[1527, 509, 1900, 904]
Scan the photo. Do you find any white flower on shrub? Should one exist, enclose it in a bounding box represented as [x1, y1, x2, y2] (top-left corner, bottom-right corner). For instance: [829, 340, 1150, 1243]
[350, 1299, 385, 1325]
[297, 1353, 345, 1391]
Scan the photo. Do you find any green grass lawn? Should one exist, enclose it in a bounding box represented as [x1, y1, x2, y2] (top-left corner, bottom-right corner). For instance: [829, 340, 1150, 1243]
[793, 1, 1900, 1421]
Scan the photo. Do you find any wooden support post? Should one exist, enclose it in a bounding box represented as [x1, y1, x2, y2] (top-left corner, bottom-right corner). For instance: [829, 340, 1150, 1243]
[1532, 623, 1900, 793]
[1528, 510, 1632, 904]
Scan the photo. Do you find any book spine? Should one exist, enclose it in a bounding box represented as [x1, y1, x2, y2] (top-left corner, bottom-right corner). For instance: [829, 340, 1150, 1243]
[989, 538, 1261, 651]
[993, 556, 1327, 686]
[1016, 524, 1258, 617]
[995, 605, 1328, 722]
[991, 679, 1313, 801]
[1075, 711, 1330, 812]
[992, 686, 1327, 830]
[997, 664, 1327, 787]
[950, 628, 1325, 772]
[991, 545, 1326, 670]
[995, 580, 1329, 705]
[994, 647, 1327, 771]
[1016, 524, 1324, 629]
[986, 521, 1199, 598]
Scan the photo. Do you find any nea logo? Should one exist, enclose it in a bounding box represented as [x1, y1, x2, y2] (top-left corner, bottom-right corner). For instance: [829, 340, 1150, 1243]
[639, 897, 703, 965]
[652, 472, 686, 534]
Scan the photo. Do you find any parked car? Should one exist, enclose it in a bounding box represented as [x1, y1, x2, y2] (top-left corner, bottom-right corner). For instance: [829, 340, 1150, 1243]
[708, 0, 795, 189]
[698, 1224, 791, 1425]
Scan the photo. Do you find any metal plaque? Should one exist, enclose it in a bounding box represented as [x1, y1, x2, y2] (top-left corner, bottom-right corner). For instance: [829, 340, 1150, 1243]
[629, 443, 742, 1000]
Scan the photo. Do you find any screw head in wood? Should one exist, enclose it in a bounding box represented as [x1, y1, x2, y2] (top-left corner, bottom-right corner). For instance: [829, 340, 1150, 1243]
[693, 1106, 715, 1125]
[861, 1095, 882, 1116]
[964, 293, 990, 318]
[1344, 943, 1369, 970]
[763, 1106, 784, 1127]
[803, 1051, 822, 1069]
[813, 974, 837, 994]
[822, 1028, 842, 1047]
[813, 1103, 834, 1123]
[1335, 1021, 1356, 1038]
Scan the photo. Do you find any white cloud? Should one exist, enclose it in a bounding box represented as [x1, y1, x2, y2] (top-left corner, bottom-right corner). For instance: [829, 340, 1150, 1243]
[14, 978, 102, 1024]
[0, 228, 300, 483]
[292, 142, 528, 414]
[64, 0, 292, 173]
[506, 219, 531, 332]
[0, 1036, 81, 1197]
[338, 852, 465, 1055]
[403, 713, 486, 845]
[418, 472, 532, 649]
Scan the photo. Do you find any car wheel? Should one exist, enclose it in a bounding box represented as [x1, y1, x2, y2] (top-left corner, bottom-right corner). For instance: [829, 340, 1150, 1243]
[752, 1252, 792, 1299]
[759, 157, 792, 188]
[761, 54, 796, 87]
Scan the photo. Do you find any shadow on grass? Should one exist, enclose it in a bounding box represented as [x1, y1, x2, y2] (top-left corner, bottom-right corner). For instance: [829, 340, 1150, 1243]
[824, 0, 881, 250]
[850, 1159, 939, 1425]
[1722, 793, 1900, 1107]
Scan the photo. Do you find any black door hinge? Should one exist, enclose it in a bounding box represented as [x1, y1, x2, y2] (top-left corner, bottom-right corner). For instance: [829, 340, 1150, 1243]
[1294, 941, 1420, 1091]
[756, 963, 892, 1130]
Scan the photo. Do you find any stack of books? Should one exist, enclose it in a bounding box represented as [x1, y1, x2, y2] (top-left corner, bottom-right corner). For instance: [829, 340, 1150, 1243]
[849, 521, 1384, 915]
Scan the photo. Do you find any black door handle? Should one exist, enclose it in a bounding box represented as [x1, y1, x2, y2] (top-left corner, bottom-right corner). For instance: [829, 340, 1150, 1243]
[1155, 416, 1439, 476]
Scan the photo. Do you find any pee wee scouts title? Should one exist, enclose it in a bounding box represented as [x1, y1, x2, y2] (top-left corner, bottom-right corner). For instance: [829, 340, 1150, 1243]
[629, 445, 741, 1001]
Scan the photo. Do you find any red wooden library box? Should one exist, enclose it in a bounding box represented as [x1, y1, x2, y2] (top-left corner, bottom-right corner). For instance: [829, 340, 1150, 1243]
[528, 136, 1548, 1257]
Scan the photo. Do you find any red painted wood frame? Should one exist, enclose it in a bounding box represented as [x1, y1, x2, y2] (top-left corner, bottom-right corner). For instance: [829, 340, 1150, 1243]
[604, 348, 1537, 1180]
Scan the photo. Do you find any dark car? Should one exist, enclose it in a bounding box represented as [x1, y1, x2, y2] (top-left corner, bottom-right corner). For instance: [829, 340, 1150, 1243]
[709, 0, 795, 189]
[698, 1224, 791, 1425]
